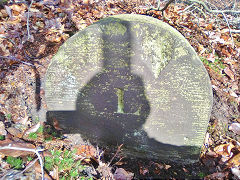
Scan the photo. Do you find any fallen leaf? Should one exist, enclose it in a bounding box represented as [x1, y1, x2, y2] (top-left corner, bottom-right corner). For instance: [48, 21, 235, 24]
[204, 172, 227, 179]
[229, 90, 238, 98]
[165, 164, 171, 170]
[139, 167, 149, 176]
[214, 143, 234, 156]
[16, 116, 29, 125]
[207, 53, 215, 63]
[82, 0, 89, 4]
[229, 123, 240, 135]
[0, 141, 35, 157]
[7, 127, 23, 138]
[4, 5, 12, 18]
[221, 34, 230, 41]
[198, 44, 204, 52]
[0, 121, 7, 135]
[231, 167, 240, 179]
[114, 168, 134, 180]
[206, 23, 213, 30]
[224, 67, 235, 80]
[34, 160, 52, 180]
[227, 153, 240, 167]
[72, 144, 97, 158]
[53, 117, 62, 130]
[206, 149, 218, 157]
[24, 122, 41, 135]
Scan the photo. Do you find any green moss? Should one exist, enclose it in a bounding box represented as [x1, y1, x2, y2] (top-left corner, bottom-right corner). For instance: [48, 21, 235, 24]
[6, 156, 23, 169]
[200, 57, 225, 74]
[28, 132, 38, 139]
[102, 22, 127, 36]
[0, 135, 5, 140]
[44, 149, 90, 179]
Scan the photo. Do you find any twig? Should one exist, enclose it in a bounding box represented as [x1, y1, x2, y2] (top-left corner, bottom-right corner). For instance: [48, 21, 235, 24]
[147, 0, 175, 12]
[0, 145, 45, 180]
[108, 144, 123, 166]
[221, 12, 235, 46]
[178, 3, 195, 14]
[224, 29, 240, 33]
[187, 0, 240, 14]
[192, 5, 206, 19]
[19, 158, 38, 175]
[27, 0, 34, 40]
[96, 146, 104, 163]
[0, 55, 34, 66]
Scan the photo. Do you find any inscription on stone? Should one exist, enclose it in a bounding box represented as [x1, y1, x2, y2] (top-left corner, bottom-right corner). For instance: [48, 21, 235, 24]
[45, 14, 213, 164]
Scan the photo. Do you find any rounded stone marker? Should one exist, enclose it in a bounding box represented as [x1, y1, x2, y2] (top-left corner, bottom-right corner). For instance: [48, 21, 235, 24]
[45, 14, 213, 164]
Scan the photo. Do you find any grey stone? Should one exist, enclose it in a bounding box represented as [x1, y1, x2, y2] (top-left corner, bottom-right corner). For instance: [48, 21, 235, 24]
[45, 14, 213, 164]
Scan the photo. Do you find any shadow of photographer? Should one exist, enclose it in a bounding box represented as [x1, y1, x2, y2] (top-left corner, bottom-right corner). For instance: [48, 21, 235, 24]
[46, 19, 200, 163]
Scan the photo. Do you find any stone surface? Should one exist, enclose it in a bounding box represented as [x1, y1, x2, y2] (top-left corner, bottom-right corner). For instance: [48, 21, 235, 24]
[45, 14, 213, 164]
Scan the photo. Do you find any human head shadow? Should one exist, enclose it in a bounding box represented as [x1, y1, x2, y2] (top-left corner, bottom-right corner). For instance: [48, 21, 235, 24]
[46, 19, 201, 163]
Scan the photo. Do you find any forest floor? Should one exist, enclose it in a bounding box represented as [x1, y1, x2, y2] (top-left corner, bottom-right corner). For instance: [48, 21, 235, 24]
[0, 0, 240, 179]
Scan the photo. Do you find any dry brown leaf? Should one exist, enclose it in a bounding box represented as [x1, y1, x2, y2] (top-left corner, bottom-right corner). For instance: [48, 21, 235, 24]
[227, 153, 240, 167]
[114, 168, 134, 180]
[72, 144, 96, 158]
[224, 67, 235, 80]
[34, 161, 53, 180]
[206, 149, 218, 157]
[16, 116, 29, 125]
[206, 23, 213, 30]
[53, 117, 63, 130]
[222, 48, 231, 57]
[7, 127, 23, 138]
[0, 141, 35, 157]
[221, 34, 230, 41]
[231, 167, 240, 179]
[4, 5, 12, 18]
[49, 166, 59, 180]
[205, 172, 227, 179]
[214, 143, 234, 156]
[0, 121, 7, 135]
[82, 0, 89, 4]
[229, 123, 240, 135]
[229, 90, 238, 98]
[207, 53, 215, 63]
[139, 167, 149, 176]
[198, 44, 204, 52]
[24, 122, 41, 135]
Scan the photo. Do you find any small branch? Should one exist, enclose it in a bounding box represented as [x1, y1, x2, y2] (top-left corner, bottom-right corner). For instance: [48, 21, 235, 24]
[226, 29, 240, 33]
[188, 0, 240, 14]
[0, 145, 44, 180]
[147, 0, 175, 12]
[221, 12, 234, 46]
[27, 0, 34, 40]
[178, 3, 195, 14]
[19, 158, 38, 175]
[108, 144, 123, 166]
[0, 55, 34, 66]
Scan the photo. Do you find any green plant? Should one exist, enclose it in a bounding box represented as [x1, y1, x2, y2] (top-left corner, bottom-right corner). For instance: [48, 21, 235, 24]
[27, 125, 45, 140]
[0, 0, 9, 5]
[27, 156, 33, 162]
[0, 135, 5, 140]
[45, 136, 53, 141]
[6, 156, 23, 169]
[198, 172, 206, 178]
[44, 149, 90, 179]
[37, 125, 44, 133]
[6, 113, 12, 121]
[28, 132, 38, 139]
[200, 57, 226, 74]
[44, 125, 62, 139]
